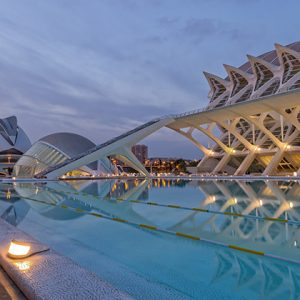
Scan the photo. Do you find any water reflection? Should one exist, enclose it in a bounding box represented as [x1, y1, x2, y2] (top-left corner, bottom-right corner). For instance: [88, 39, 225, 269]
[213, 248, 300, 299]
[3, 179, 300, 242]
[3, 180, 300, 240]
[1, 179, 300, 298]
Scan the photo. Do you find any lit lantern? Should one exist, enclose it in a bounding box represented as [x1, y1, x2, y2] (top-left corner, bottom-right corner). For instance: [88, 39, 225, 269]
[8, 240, 31, 259]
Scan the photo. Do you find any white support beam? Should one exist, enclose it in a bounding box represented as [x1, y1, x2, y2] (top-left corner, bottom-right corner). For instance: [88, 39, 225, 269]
[209, 117, 254, 151]
[262, 149, 285, 175]
[237, 112, 285, 149]
[170, 128, 212, 156]
[115, 147, 150, 177]
[234, 152, 256, 175]
[213, 153, 231, 174]
[42, 118, 173, 179]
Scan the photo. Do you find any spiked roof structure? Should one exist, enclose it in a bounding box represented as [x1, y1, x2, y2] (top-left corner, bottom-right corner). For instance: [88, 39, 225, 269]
[204, 42, 300, 109]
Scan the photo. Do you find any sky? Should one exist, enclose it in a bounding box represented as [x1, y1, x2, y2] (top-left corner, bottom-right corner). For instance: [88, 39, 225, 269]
[1, 0, 300, 159]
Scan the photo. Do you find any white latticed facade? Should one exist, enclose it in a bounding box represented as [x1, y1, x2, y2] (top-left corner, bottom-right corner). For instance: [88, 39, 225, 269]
[182, 42, 300, 175]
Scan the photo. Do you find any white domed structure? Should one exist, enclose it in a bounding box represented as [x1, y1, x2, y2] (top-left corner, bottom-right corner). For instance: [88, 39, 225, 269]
[13, 132, 112, 177]
[0, 116, 31, 176]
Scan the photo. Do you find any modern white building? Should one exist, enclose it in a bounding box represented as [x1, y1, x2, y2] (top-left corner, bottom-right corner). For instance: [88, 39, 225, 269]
[0, 116, 31, 176]
[10, 41, 300, 178]
[189, 41, 300, 175]
[13, 132, 113, 177]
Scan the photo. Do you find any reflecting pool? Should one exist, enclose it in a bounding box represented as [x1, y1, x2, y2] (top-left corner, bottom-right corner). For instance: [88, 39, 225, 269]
[1, 179, 300, 299]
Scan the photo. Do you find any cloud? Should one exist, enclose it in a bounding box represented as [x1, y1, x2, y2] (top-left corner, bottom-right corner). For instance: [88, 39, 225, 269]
[0, 0, 298, 158]
[183, 19, 218, 40]
[180, 17, 255, 46]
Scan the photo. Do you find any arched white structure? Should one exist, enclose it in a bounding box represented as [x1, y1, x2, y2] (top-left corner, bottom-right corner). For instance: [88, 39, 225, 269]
[34, 41, 300, 178]
[14, 132, 112, 177]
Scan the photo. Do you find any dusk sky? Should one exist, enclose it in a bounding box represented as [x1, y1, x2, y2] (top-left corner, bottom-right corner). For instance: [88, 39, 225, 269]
[1, 0, 300, 158]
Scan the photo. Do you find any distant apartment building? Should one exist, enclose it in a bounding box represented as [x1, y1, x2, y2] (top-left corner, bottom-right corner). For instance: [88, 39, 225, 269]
[131, 144, 148, 163]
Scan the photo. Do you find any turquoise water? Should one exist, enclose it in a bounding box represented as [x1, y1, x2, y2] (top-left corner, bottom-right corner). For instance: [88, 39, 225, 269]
[1, 179, 300, 299]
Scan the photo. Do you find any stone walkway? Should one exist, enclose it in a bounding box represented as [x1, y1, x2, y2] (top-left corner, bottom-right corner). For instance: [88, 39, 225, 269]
[0, 219, 131, 299]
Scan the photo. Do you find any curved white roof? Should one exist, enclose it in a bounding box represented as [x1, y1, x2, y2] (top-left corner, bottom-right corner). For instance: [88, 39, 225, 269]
[39, 132, 96, 158]
[38, 132, 97, 170]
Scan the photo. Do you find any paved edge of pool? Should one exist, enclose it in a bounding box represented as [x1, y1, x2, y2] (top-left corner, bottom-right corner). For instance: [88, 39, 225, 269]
[0, 218, 132, 300]
[1, 174, 300, 183]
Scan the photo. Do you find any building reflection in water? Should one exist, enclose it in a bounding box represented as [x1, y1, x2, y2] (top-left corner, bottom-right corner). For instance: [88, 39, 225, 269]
[213, 248, 300, 299]
[1, 179, 300, 298]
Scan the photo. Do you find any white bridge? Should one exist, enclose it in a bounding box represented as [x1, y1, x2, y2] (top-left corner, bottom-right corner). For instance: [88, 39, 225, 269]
[37, 42, 300, 179]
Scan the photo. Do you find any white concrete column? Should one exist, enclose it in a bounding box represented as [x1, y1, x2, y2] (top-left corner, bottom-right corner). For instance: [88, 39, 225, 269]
[115, 147, 150, 177]
[213, 153, 231, 174]
[262, 149, 284, 175]
[234, 152, 256, 175]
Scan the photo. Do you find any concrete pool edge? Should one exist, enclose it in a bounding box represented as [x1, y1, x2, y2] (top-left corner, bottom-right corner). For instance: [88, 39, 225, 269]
[0, 218, 131, 300]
